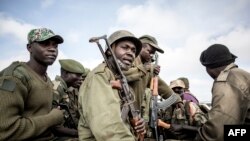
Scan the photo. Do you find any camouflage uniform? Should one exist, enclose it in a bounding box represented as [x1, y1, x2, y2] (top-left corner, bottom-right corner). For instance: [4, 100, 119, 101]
[53, 59, 85, 128]
[0, 27, 64, 141]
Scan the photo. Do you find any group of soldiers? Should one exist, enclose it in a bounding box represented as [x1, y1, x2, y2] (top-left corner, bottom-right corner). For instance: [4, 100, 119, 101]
[0, 27, 249, 141]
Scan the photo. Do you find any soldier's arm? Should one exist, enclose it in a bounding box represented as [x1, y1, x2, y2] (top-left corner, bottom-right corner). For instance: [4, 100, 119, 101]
[158, 77, 182, 103]
[0, 76, 63, 140]
[196, 82, 244, 141]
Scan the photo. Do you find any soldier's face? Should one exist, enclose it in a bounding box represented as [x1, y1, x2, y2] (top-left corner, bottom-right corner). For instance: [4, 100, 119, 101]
[206, 67, 217, 79]
[113, 40, 136, 71]
[65, 72, 83, 88]
[172, 87, 184, 95]
[140, 44, 155, 63]
[28, 39, 58, 66]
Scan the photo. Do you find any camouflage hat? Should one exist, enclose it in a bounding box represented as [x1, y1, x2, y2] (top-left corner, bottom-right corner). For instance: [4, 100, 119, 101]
[139, 35, 164, 54]
[59, 59, 85, 74]
[28, 28, 64, 44]
[170, 79, 185, 89]
[178, 77, 189, 89]
[107, 30, 142, 57]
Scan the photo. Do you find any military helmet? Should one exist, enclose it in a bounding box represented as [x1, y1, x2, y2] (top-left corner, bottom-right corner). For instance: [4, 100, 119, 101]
[170, 79, 185, 89]
[107, 30, 142, 57]
[139, 35, 164, 54]
[178, 77, 189, 89]
[59, 59, 85, 74]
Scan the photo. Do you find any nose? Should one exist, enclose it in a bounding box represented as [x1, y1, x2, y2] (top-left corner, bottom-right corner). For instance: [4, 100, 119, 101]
[48, 45, 58, 52]
[127, 49, 135, 59]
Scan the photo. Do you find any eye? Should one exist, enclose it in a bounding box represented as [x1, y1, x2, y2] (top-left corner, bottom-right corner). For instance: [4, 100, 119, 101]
[37, 40, 50, 46]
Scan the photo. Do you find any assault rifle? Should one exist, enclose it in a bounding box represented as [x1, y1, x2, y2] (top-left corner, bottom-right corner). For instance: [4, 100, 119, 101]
[59, 103, 77, 129]
[149, 53, 161, 141]
[89, 35, 144, 141]
[52, 101, 77, 129]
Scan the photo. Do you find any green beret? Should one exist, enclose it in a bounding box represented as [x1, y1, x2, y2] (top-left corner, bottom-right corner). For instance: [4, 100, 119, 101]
[82, 68, 90, 77]
[59, 59, 85, 74]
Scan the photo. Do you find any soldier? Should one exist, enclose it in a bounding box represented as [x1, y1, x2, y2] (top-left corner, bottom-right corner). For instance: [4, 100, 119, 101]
[123, 35, 183, 139]
[124, 35, 182, 115]
[156, 79, 207, 140]
[78, 30, 145, 140]
[165, 44, 250, 141]
[171, 79, 199, 104]
[194, 44, 250, 141]
[177, 77, 199, 104]
[169, 79, 185, 95]
[0, 28, 64, 140]
[81, 67, 90, 82]
[52, 59, 85, 137]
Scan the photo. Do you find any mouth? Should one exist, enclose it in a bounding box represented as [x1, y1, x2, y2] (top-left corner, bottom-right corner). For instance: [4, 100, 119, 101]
[46, 54, 57, 60]
[122, 58, 133, 66]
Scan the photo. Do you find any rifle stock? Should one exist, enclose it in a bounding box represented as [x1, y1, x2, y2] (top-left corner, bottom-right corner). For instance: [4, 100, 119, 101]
[89, 35, 144, 141]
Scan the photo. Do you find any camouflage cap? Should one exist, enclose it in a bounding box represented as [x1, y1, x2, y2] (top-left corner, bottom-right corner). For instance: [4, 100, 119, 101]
[178, 77, 189, 89]
[28, 28, 64, 44]
[59, 59, 85, 74]
[139, 35, 164, 54]
[170, 79, 185, 89]
[107, 30, 142, 57]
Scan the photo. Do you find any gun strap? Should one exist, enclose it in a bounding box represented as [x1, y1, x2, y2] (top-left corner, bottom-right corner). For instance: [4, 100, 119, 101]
[121, 104, 129, 121]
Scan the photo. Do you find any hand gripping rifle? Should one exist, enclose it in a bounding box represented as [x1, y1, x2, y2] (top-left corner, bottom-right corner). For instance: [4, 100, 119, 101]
[89, 35, 144, 141]
[52, 101, 77, 129]
[149, 53, 162, 141]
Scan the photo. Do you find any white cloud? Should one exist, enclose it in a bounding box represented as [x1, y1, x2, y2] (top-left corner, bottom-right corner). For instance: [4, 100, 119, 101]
[0, 13, 37, 44]
[64, 30, 81, 44]
[110, 0, 250, 102]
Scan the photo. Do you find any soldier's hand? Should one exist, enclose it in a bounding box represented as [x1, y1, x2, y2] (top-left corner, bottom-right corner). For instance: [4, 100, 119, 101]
[134, 118, 146, 135]
[144, 64, 161, 75]
[153, 65, 160, 75]
[50, 108, 64, 125]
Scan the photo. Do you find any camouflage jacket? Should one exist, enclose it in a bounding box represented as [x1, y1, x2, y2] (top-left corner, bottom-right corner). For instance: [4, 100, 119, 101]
[52, 76, 79, 128]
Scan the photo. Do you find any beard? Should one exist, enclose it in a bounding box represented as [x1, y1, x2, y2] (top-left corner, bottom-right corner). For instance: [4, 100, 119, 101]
[117, 59, 130, 71]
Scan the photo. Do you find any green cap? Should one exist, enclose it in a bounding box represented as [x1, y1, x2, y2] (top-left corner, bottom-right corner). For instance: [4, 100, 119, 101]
[178, 77, 189, 89]
[28, 28, 64, 44]
[59, 59, 85, 74]
[139, 35, 164, 54]
[107, 30, 142, 57]
[82, 68, 90, 77]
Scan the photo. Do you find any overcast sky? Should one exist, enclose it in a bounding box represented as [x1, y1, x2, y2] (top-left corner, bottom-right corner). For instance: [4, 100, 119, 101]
[1, 0, 249, 103]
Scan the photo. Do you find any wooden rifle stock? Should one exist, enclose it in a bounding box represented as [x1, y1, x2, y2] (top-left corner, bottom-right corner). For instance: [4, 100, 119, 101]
[150, 53, 161, 141]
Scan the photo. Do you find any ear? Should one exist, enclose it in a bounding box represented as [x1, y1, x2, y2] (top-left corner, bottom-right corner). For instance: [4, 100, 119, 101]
[27, 43, 32, 53]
